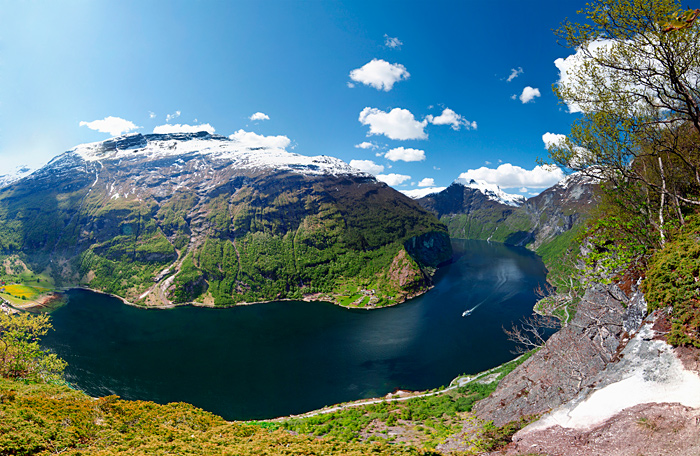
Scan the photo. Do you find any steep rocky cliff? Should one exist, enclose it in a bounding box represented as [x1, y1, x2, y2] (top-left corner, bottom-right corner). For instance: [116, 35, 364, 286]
[0, 132, 451, 307]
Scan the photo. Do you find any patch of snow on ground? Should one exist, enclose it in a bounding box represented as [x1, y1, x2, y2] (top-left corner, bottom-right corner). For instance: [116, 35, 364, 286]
[527, 323, 700, 431]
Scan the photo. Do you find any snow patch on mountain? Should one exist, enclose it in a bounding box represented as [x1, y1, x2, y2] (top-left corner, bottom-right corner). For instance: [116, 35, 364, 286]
[69, 132, 369, 177]
[0, 165, 34, 188]
[555, 168, 603, 191]
[454, 178, 525, 206]
[401, 187, 447, 199]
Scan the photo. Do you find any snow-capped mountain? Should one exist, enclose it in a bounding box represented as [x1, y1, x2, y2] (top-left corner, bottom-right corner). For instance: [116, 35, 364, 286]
[0, 165, 34, 188]
[62, 132, 369, 178]
[0, 132, 450, 308]
[416, 170, 600, 249]
[455, 178, 526, 207]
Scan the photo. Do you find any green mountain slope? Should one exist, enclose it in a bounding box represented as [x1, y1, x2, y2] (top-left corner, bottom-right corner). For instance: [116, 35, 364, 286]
[0, 133, 451, 308]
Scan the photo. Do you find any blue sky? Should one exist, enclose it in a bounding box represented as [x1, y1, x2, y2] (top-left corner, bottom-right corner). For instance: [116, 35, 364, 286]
[0, 0, 585, 196]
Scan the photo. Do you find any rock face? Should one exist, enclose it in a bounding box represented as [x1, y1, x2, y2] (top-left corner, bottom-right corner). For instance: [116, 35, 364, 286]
[504, 313, 700, 456]
[0, 132, 451, 307]
[473, 282, 629, 426]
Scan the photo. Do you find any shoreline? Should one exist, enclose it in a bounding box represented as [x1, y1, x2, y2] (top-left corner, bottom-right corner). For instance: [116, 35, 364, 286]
[63, 284, 434, 312]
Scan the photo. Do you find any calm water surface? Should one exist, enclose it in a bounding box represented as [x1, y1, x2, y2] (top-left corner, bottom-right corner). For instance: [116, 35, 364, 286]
[42, 239, 547, 420]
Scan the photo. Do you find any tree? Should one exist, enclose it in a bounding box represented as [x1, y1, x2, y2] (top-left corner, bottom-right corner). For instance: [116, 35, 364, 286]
[0, 312, 66, 383]
[548, 0, 700, 245]
[503, 314, 560, 354]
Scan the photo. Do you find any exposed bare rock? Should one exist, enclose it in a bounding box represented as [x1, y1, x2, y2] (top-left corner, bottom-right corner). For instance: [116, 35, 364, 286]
[503, 402, 700, 456]
[473, 283, 628, 426]
[499, 311, 700, 456]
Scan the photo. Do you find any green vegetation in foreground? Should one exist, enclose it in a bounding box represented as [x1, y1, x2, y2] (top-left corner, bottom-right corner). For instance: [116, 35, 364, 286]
[643, 215, 700, 347]
[0, 378, 439, 456]
[278, 351, 536, 450]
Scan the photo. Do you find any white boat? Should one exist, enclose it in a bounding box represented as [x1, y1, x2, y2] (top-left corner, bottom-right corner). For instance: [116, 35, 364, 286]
[462, 309, 473, 317]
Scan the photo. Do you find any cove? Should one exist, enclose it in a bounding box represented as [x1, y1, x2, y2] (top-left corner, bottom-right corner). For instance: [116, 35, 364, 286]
[41, 239, 548, 420]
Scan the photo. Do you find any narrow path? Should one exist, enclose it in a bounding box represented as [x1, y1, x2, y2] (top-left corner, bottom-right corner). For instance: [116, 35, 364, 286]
[267, 375, 475, 422]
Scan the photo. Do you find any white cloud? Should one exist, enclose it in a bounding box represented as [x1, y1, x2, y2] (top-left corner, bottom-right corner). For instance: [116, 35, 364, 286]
[153, 123, 215, 134]
[249, 112, 270, 121]
[401, 187, 447, 199]
[350, 159, 384, 175]
[485, 161, 492, 165]
[519, 187, 528, 192]
[519, 86, 541, 103]
[542, 132, 567, 149]
[359, 107, 427, 140]
[458, 163, 564, 189]
[384, 147, 425, 162]
[507, 67, 523, 82]
[418, 177, 435, 187]
[376, 173, 411, 186]
[355, 141, 378, 150]
[349, 59, 410, 91]
[148, 111, 156, 119]
[228, 129, 291, 149]
[347, 82, 355, 88]
[79, 116, 140, 136]
[384, 34, 403, 49]
[426, 108, 476, 131]
[166, 110, 181, 122]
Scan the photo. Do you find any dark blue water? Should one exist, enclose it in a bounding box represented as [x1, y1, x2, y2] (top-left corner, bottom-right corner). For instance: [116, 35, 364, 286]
[42, 239, 547, 420]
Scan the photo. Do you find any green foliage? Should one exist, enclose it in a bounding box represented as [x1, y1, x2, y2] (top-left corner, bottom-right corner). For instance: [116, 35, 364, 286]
[643, 215, 700, 347]
[0, 313, 66, 384]
[282, 351, 536, 447]
[474, 416, 537, 453]
[0, 377, 430, 456]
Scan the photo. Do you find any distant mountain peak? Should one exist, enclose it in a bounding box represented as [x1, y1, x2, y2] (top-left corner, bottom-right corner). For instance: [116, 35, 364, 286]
[454, 178, 525, 207]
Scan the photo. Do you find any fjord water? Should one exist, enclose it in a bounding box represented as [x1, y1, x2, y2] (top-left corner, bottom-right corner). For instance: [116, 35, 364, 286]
[42, 240, 547, 420]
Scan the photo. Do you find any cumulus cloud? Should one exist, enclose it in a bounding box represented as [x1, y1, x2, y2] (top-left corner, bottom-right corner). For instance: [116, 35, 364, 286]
[153, 123, 215, 134]
[166, 110, 181, 122]
[359, 107, 428, 140]
[458, 163, 564, 189]
[542, 132, 567, 149]
[418, 177, 435, 187]
[249, 112, 270, 121]
[229, 129, 290, 149]
[376, 173, 411, 186]
[384, 34, 403, 49]
[426, 108, 477, 131]
[384, 147, 425, 162]
[355, 141, 378, 150]
[507, 67, 523, 82]
[519, 86, 541, 103]
[148, 111, 156, 119]
[350, 159, 384, 175]
[349, 59, 410, 91]
[79, 116, 141, 136]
